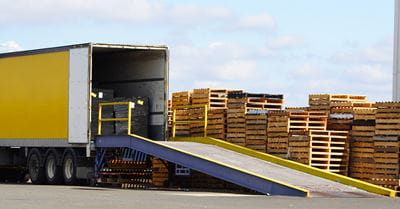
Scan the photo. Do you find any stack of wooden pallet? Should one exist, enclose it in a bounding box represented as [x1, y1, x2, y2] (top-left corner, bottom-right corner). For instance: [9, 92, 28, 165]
[227, 97, 247, 146]
[372, 102, 400, 190]
[267, 111, 289, 157]
[228, 92, 284, 111]
[349, 108, 376, 181]
[171, 91, 191, 108]
[192, 88, 228, 109]
[287, 110, 328, 132]
[171, 91, 192, 136]
[245, 113, 268, 152]
[151, 157, 169, 187]
[288, 132, 310, 165]
[288, 130, 349, 175]
[190, 108, 226, 140]
[328, 95, 369, 131]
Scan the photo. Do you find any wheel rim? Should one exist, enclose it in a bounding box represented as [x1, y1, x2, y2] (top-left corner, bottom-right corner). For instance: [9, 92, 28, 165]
[29, 155, 39, 179]
[46, 157, 56, 179]
[64, 158, 73, 180]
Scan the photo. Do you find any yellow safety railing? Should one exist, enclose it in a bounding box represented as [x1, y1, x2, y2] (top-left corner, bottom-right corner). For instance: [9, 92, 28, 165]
[172, 104, 208, 138]
[98, 102, 133, 135]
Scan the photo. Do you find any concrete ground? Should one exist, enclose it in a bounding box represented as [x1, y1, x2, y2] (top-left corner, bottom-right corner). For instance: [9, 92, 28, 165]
[0, 184, 399, 209]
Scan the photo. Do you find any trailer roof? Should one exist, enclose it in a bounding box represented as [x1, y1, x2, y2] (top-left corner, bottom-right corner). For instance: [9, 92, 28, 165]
[0, 43, 168, 58]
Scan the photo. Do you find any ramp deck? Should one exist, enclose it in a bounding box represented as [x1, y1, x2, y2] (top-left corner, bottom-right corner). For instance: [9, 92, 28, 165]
[96, 135, 397, 197]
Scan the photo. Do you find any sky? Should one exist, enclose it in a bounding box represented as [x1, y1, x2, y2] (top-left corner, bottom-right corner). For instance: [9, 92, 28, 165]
[0, 0, 395, 106]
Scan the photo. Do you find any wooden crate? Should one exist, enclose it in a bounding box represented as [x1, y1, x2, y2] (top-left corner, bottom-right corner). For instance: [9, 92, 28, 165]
[152, 157, 169, 187]
[267, 111, 289, 156]
[192, 88, 228, 109]
[245, 114, 267, 152]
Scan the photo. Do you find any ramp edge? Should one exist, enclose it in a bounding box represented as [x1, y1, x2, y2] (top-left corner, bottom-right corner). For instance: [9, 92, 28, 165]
[171, 137, 397, 198]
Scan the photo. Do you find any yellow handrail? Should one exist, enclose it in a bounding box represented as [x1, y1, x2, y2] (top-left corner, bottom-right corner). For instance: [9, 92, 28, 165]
[172, 105, 208, 138]
[98, 101, 133, 135]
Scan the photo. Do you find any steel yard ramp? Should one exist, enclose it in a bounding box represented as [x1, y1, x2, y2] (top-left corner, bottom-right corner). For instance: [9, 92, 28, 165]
[96, 135, 397, 198]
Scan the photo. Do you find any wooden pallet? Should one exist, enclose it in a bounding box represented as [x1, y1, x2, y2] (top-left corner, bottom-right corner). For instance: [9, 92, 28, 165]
[245, 114, 267, 152]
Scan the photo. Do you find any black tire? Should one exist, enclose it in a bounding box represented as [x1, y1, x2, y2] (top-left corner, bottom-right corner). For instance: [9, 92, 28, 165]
[45, 151, 62, 185]
[62, 151, 77, 185]
[28, 149, 45, 184]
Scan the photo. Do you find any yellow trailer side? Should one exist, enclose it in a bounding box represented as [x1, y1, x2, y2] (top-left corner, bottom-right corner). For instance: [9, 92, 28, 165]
[0, 51, 69, 139]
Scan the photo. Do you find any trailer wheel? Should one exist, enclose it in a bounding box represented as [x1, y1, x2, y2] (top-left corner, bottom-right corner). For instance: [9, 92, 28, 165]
[28, 149, 45, 184]
[45, 151, 62, 184]
[62, 151, 77, 185]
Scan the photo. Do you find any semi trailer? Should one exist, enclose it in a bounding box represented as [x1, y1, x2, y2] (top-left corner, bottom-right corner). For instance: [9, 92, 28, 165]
[0, 43, 169, 184]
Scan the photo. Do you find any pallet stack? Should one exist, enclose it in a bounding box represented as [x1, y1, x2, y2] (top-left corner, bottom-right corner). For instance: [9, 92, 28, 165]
[227, 97, 247, 146]
[267, 111, 289, 157]
[245, 113, 268, 152]
[372, 102, 400, 190]
[151, 157, 169, 187]
[228, 92, 284, 111]
[288, 132, 310, 165]
[288, 130, 349, 175]
[171, 91, 192, 136]
[349, 108, 376, 181]
[192, 88, 228, 109]
[189, 108, 227, 140]
[287, 110, 328, 132]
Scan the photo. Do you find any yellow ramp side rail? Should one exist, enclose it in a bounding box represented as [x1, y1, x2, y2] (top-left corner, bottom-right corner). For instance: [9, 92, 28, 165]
[98, 102, 133, 135]
[171, 136, 398, 198]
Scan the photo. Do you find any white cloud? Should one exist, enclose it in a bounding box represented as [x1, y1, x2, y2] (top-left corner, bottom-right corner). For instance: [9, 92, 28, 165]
[0, 41, 22, 52]
[266, 35, 304, 49]
[237, 13, 275, 29]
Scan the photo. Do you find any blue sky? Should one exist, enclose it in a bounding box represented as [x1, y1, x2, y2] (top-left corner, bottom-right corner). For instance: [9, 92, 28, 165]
[0, 0, 395, 106]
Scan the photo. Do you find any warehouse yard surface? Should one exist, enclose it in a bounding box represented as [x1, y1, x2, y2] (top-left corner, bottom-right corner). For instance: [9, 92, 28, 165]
[0, 184, 398, 209]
